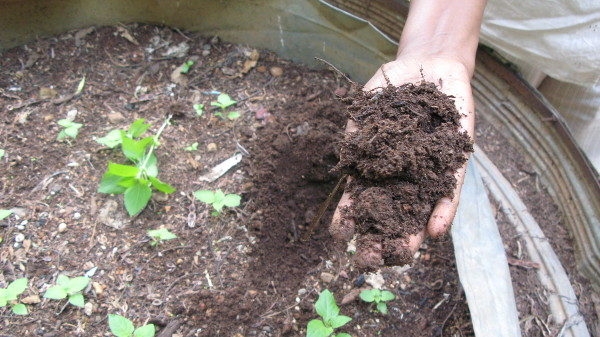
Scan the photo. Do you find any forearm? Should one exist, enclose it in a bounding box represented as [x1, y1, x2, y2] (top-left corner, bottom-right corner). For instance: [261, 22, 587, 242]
[398, 0, 487, 76]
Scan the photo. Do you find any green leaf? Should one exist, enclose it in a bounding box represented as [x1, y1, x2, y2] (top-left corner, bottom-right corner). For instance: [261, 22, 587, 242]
[227, 111, 241, 120]
[108, 314, 135, 337]
[184, 142, 198, 151]
[11, 303, 28, 315]
[107, 163, 140, 177]
[380, 290, 395, 302]
[147, 228, 177, 241]
[65, 276, 90, 294]
[124, 182, 152, 216]
[335, 333, 352, 337]
[121, 135, 153, 163]
[0, 209, 13, 220]
[56, 274, 70, 286]
[359, 289, 377, 303]
[193, 104, 204, 116]
[0, 289, 8, 306]
[328, 315, 352, 329]
[56, 130, 68, 141]
[64, 125, 81, 138]
[127, 119, 150, 139]
[306, 319, 333, 337]
[57, 119, 74, 127]
[98, 173, 128, 194]
[376, 302, 388, 314]
[43, 286, 68, 300]
[68, 293, 85, 307]
[140, 154, 158, 177]
[6, 278, 28, 298]
[194, 190, 216, 204]
[0, 149, 5, 160]
[179, 60, 194, 74]
[133, 324, 156, 337]
[222, 194, 241, 208]
[217, 93, 237, 108]
[148, 176, 175, 194]
[315, 289, 339, 322]
[96, 129, 123, 148]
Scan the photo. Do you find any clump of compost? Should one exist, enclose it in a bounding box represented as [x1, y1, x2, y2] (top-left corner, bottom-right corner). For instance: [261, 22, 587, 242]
[333, 81, 473, 268]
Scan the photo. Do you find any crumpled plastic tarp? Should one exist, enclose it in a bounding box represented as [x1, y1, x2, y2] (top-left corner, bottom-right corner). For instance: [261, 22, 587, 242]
[480, 0, 600, 86]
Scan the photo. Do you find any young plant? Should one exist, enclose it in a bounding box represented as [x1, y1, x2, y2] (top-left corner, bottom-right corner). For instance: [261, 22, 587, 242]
[147, 228, 177, 247]
[0, 148, 5, 160]
[0, 278, 29, 315]
[108, 314, 156, 337]
[184, 142, 199, 151]
[306, 289, 352, 337]
[97, 117, 175, 216]
[193, 189, 241, 216]
[179, 60, 194, 74]
[210, 93, 240, 120]
[193, 104, 205, 116]
[43, 275, 90, 308]
[57, 119, 83, 141]
[359, 288, 395, 314]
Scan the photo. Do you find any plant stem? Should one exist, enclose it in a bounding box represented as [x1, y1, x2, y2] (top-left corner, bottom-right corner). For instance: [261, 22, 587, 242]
[138, 114, 172, 175]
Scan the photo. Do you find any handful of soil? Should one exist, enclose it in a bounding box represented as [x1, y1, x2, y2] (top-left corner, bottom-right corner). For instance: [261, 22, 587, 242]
[333, 81, 473, 269]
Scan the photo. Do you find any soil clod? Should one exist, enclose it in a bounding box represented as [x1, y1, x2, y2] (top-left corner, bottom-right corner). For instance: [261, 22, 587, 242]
[333, 82, 473, 268]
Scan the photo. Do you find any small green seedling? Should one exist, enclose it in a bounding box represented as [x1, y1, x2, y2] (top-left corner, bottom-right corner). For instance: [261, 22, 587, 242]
[210, 93, 237, 110]
[210, 93, 240, 120]
[359, 288, 395, 314]
[0, 278, 29, 315]
[307, 289, 352, 337]
[193, 104, 205, 116]
[179, 60, 194, 74]
[0, 209, 12, 220]
[214, 110, 241, 120]
[0, 149, 5, 160]
[57, 119, 83, 141]
[108, 314, 155, 337]
[193, 189, 241, 216]
[184, 142, 199, 151]
[147, 228, 177, 247]
[43, 275, 90, 308]
[98, 117, 175, 216]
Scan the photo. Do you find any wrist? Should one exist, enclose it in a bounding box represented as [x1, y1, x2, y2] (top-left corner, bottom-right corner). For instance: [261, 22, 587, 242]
[397, 0, 486, 76]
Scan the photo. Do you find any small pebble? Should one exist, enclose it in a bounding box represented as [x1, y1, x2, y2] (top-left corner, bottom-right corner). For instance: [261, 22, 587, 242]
[84, 302, 93, 316]
[14, 233, 25, 243]
[58, 222, 67, 233]
[206, 143, 217, 152]
[320, 272, 335, 283]
[269, 66, 283, 77]
[73, 212, 81, 220]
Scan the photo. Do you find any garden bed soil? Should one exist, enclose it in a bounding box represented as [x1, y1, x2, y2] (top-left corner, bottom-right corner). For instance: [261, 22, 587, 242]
[0, 24, 598, 337]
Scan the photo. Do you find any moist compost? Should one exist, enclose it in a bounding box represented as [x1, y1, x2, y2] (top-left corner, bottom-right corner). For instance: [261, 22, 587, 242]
[333, 82, 473, 268]
[1, 23, 597, 337]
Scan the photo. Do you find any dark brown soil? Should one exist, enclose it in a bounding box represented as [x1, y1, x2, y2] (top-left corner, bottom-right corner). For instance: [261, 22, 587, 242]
[333, 83, 473, 268]
[0, 23, 597, 337]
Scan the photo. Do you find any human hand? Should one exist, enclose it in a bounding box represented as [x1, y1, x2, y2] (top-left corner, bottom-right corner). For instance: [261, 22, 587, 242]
[330, 56, 475, 269]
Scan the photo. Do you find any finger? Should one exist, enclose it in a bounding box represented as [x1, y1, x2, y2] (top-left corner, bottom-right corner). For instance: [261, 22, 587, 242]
[427, 162, 468, 237]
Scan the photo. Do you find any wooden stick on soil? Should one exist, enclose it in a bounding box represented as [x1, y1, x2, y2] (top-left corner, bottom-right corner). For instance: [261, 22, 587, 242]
[301, 174, 347, 242]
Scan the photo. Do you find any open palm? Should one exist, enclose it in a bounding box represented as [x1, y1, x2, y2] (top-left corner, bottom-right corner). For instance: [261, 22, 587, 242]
[330, 56, 475, 268]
